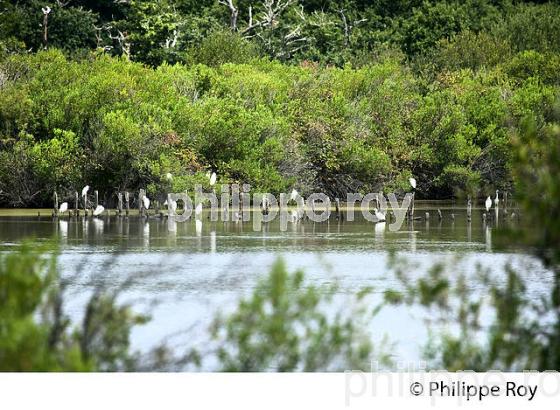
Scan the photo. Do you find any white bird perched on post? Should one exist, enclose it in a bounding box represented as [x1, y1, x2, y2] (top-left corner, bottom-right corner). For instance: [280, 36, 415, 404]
[290, 189, 298, 201]
[59, 202, 68, 213]
[209, 172, 217, 186]
[374, 208, 386, 222]
[409, 177, 417, 190]
[494, 190, 499, 208]
[81, 185, 90, 198]
[485, 196, 492, 212]
[93, 205, 105, 216]
[142, 195, 150, 210]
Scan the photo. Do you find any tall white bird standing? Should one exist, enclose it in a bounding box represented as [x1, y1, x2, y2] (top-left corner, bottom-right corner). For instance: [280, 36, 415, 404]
[93, 205, 105, 216]
[494, 190, 500, 208]
[142, 195, 151, 210]
[58, 202, 68, 214]
[81, 185, 90, 198]
[485, 196, 492, 212]
[81, 185, 90, 210]
[209, 172, 217, 186]
[409, 177, 417, 190]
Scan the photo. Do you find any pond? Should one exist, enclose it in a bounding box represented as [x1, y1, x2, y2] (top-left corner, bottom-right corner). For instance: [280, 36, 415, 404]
[0, 201, 552, 370]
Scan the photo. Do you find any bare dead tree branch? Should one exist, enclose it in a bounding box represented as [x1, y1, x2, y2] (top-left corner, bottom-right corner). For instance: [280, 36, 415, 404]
[219, 0, 239, 31]
[339, 9, 349, 47]
[41, 6, 51, 50]
[241, 0, 296, 35]
[338, 9, 367, 47]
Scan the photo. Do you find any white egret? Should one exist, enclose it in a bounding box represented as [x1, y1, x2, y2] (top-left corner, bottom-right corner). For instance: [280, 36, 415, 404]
[93, 205, 105, 216]
[409, 177, 417, 190]
[485, 196, 492, 212]
[59, 202, 68, 213]
[142, 195, 150, 210]
[374, 208, 386, 222]
[209, 172, 217, 186]
[494, 190, 499, 207]
[290, 189, 298, 201]
[81, 185, 90, 197]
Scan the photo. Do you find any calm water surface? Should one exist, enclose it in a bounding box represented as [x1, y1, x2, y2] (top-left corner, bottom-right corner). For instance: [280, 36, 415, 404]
[0, 202, 552, 369]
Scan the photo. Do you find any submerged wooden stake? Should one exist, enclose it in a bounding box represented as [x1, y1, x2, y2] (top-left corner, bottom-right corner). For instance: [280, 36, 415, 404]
[53, 191, 58, 217]
[139, 189, 146, 217]
[74, 191, 79, 217]
[124, 191, 130, 216]
[117, 192, 123, 216]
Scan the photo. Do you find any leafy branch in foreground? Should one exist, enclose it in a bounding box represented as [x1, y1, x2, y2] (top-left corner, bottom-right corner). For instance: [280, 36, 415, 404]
[0, 242, 148, 371]
[205, 258, 389, 371]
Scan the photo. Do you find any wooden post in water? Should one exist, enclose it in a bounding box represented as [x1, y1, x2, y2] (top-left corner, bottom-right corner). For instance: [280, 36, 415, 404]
[74, 191, 79, 217]
[334, 198, 339, 219]
[408, 192, 415, 220]
[335, 198, 343, 221]
[83, 190, 88, 217]
[139, 189, 146, 217]
[94, 190, 99, 209]
[124, 191, 130, 216]
[53, 191, 58, 217]
[437, 209, 442, 220]
[117, 192, 123, 216]
[467, 196, 472, 222]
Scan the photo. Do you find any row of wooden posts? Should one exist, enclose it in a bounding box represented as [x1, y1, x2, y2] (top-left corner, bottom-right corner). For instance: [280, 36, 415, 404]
[53, 190, 416, 220]
[52, 190, 144, 217]
[52, 188, 506, 223]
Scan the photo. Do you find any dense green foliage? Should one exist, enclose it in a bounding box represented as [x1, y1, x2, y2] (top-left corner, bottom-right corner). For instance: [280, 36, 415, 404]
[2, 1, 560, 65]
[0, 46, 557, 205]
[1, 1, 559, 205]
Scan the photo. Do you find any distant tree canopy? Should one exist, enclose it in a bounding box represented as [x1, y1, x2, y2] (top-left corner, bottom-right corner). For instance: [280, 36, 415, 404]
[1, 1, 560, 65]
